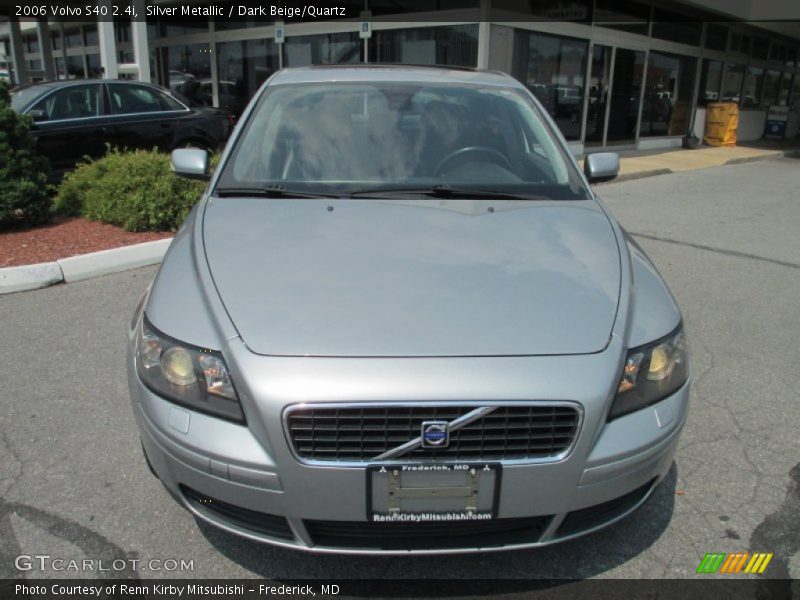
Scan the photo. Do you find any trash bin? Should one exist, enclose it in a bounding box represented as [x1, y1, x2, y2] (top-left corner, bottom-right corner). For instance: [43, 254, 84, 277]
[764, 105, 789, 139]
[704, 102, 738, 147]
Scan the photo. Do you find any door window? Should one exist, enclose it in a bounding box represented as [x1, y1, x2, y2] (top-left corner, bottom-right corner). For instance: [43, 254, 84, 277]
[30, 85, 102, 121]
[108, 83, 185, 115]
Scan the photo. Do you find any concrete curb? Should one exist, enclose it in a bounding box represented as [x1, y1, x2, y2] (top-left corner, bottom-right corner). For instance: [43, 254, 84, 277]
[0, 262, 64, 294]
[0, 237, 173, 295]
[612, 168, 674, 183]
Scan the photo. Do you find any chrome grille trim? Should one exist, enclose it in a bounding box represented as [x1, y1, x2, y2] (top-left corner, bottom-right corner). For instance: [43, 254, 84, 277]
[282, 401, 583, 467]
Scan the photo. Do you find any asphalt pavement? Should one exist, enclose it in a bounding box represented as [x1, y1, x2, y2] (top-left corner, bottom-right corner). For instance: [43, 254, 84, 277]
[1, 157, 798, 582]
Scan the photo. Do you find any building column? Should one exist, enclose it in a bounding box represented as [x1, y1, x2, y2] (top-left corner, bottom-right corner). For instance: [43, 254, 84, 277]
[36, 20, 55, 80]
[8, 20, 27, 84]
[131, 0, 151, 82]
[97, 13, 118, 78]
[476, 0, 491, 69]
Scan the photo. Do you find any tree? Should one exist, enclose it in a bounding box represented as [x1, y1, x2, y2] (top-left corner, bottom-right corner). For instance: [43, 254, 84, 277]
[0, 81, 52, 230]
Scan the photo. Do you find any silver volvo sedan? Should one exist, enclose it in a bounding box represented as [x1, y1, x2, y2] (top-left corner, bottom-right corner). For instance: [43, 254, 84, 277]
[127, 65, 690, 554]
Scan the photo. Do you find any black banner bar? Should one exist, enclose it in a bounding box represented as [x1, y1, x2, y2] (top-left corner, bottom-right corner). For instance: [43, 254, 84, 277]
[2, 579, 798, 600]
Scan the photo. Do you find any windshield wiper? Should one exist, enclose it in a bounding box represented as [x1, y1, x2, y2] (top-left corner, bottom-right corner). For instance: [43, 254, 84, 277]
[347, 185, 546, 200]
[214, 186, 340, 199]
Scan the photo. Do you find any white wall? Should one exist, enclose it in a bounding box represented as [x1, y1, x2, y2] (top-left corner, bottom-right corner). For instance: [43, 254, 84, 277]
[737, 110, 767, 142]
[692, 108, 706, 139]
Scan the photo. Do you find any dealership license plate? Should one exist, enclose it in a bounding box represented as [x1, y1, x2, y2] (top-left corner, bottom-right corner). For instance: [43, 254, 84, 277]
[367, 463, 501, 522]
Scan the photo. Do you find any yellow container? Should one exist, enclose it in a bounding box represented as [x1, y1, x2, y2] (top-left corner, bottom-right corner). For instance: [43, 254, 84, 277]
[705, 102, 739, 147]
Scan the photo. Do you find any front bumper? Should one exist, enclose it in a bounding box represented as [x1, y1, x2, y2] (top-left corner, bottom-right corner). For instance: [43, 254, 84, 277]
[127, 348, 689, 554]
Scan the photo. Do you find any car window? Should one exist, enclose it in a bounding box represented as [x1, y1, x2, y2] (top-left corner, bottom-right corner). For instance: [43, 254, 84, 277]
[29, 85, 102, 121]
[11, 86, 49, 112]
[218, 82, 589, 200]
[108, 84, 185, 115]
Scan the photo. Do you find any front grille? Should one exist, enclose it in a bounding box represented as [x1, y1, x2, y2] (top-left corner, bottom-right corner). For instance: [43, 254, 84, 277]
[305, 516, 552, 550]
[181, 485, 294, 541]
[286, 404, 580, 463]
[555, 478, 655, 538]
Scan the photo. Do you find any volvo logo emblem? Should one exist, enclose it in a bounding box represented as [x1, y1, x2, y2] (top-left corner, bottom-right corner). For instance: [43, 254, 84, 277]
[421, 421, 450, 448]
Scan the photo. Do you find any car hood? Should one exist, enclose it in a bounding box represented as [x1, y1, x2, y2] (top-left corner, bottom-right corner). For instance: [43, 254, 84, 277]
[202, 197, 621, 357]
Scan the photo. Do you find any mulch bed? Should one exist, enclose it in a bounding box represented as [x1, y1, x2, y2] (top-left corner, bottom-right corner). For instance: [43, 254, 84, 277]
[0, 217, 173, 268]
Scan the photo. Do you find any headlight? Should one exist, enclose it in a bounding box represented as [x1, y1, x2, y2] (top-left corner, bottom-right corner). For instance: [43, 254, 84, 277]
[609, 325, 688, 420]
[136, 317, 244, 423]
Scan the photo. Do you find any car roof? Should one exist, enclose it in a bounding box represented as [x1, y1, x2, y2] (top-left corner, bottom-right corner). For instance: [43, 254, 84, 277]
[269, 64, 523, 89]
[13, 78, 163, 91]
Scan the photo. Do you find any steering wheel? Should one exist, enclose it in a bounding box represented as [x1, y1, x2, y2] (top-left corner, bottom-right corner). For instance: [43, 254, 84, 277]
[434, 146, 512, 176]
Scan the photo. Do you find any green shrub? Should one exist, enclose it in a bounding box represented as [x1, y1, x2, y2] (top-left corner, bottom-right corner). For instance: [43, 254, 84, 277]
[0, 81, 52, 230]
[55, 147, 213, 232]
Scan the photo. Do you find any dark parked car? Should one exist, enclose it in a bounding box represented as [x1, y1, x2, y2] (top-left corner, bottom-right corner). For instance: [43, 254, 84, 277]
[10, 79, 232, 180]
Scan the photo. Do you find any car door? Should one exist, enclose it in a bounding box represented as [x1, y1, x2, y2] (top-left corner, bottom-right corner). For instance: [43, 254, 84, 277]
[105, 82, 189, 152]
[27, 83, 108, 178]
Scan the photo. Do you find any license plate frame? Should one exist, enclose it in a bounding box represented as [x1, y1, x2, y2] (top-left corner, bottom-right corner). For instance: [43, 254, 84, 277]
[366, 463, 502, 522]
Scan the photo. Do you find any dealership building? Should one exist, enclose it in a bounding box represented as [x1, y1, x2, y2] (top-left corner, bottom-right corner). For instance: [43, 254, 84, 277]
[1, 0, 799, 155]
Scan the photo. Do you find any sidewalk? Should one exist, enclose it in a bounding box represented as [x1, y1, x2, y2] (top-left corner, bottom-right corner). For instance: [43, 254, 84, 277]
[2, 139, 799, 294]
[596, 140, 800, 183]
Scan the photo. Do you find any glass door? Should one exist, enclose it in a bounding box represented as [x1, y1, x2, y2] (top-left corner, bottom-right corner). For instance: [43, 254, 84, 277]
[605, 47, 645, 145]
[585, 44, 611, 146]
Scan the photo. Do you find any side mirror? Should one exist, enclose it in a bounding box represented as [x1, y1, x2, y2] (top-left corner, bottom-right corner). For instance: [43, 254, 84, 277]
[584, 152, 619, 183]
[171, 148, 209, 181]
[28, 108, 47, 121]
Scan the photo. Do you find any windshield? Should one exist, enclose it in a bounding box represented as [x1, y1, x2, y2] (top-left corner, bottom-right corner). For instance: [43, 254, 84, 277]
[10, 86, 49, 112]
[215, 81, 590, 200]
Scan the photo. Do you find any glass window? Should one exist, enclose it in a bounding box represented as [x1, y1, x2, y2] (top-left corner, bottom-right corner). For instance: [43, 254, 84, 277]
[160, 44, 212, 106]
[778, 72, 792, 106]
[720, 63, 744, 103]
[159, 20, 209, 37]
[752, 37, 769, 60]
[216, 39, 280, 116]
[493, 0, 591, 22]
[761, 70, 781, 107]
[698, 59, 722, 105]
[512, 31, 588, 141]
[54, 56, 66, 79]
[66, 55, 85, 79]
[284, 33, 362, 68]
[788, 46, 798, 68]
[115, 21, 131, 43]
[65, 29, 82, 48]
[594, 0, 649, 35]
[25, 35, 39, 54]
[219, 82, 589, 200]
[704, 23, 728, 51]
[214, 17, 262, 31]
[790, 75, 800, 109]
[86, 53, 101, 78]
[370, 0, 479, 15]
[52, 32, 62, 51]
[585, 44, 611, 146]
[639, 52, 695, 137]
[651, 9, 702, 46]
[83, 25, 98, 47]
[30, 84, 102, 120]
[741, 66, 763, 108]
[769, 43, 786, 63]
[370, 25, 478, 68]
[729, 33, 751, 56]
[108, 83, 185, 114]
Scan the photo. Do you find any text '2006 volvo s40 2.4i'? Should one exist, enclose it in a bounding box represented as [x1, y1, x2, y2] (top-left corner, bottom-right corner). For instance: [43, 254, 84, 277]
[127, 65, 690, 554]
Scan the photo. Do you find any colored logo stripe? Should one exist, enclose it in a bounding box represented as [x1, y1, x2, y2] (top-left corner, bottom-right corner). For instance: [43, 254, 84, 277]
[720, 552, 749, 573]
[744, 553, 773, 574]
[696, 552, 773, 574]
[697, 553, 726, 573]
